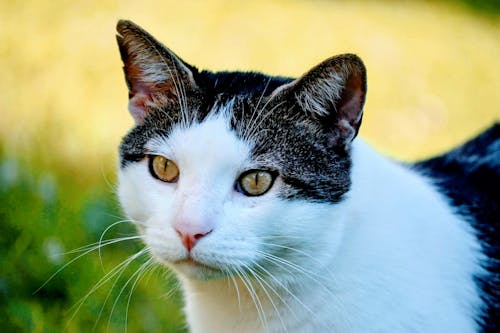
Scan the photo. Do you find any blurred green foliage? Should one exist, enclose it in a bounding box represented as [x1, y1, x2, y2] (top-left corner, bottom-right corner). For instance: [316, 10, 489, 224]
[454, 0, 500, 14]
[0, 152, 185, 332]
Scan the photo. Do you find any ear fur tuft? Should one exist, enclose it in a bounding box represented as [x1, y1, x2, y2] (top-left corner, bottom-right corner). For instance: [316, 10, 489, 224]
[287, 54, 367, 147]
[116, 20, 197, 123]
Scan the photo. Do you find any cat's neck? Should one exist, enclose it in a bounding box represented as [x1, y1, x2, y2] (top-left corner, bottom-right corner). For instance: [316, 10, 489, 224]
[179, 267, 339, 332]
[179, 139, 482, 333]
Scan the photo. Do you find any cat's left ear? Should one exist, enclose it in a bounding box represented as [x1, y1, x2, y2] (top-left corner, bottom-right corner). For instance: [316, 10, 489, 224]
[116, 20, 198, 124]
[277, 54, 367, 147]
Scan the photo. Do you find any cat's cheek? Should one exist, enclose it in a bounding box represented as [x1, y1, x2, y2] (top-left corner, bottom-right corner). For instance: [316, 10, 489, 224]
[118, 181, 144, 222]
[118, 170, 149, 221]
[118, 162, 173, 222]
[144, 225, 187, 264]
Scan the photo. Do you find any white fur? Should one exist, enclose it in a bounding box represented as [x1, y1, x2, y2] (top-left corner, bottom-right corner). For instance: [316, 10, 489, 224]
[296, 71, 343, 118]
[118, 111, 484, 332]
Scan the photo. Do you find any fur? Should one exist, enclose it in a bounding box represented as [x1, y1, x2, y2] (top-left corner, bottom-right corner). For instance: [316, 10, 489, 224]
[115, 20, 498, 332]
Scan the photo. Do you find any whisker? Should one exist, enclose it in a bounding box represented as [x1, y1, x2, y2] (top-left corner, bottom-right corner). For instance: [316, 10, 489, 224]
[34, 236, 141, 295]
[233, 265, 268, 331]
[170, 61, 188, 127]
[107, 249, 152, 330]
[91, 255, 138, 333]
[243, 262, 289, 333]
[246, 102, 287, 141]
[226, 269, 242, 311]
[99, 213, 146, 227]
[125, 258, 155, 333]
[98, 220, 142, 269]
[257, 250, 337, 300]
[250, 260, 326, 330]
[142, 262, 164, 288]
[100, 162, 117, 194]
[66, 248, 150, 330]
[255, 78, 272, 117]
[254, 254, 338, 331]
[244, 78, 272, 139]
[62, 235, 142, 255]
[161, 281, 181, 301]
[91, 250, 154, 332]
[154, 266, 179, 302]
[251, 235, 306, 239]
[258, 241, 327, 268]
[258, 250, 318, 277]
[139, 36, 189, 128]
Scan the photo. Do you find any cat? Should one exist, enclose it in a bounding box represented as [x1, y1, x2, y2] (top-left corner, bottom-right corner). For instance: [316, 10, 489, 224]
[115, 20, 499, 333]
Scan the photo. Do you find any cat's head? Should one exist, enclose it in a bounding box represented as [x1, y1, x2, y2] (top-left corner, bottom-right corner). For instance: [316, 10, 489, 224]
[116, 20, 366, 281]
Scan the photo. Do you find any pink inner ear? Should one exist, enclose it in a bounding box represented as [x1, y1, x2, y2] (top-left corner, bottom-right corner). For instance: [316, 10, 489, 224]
[128, 92, 150, 124]
[339, 71, 365, 124]
[331, 73, 364, 145]
[339, 88, 364, 124]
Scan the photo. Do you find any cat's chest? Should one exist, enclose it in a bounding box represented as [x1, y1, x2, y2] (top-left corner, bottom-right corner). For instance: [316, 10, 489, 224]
[182, 278, 330, 333]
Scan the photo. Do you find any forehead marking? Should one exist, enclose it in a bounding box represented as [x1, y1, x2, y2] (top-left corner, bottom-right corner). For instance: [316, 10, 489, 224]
[146, 100, 251, 175]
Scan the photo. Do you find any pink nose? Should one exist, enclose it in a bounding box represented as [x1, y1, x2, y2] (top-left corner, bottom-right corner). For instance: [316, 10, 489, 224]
[175, 224, 212, 252]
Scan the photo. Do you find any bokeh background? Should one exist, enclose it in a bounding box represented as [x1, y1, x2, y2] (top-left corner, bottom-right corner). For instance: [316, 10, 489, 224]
[1, 0, 499, 332]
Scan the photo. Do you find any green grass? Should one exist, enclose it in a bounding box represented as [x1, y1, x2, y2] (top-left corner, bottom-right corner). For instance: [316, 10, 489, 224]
[0, 0, 499, 332]
[0, 153, 186, 332]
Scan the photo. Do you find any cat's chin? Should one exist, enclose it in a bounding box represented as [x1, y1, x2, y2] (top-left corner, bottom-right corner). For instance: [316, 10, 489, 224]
[168, 258, 227, 281]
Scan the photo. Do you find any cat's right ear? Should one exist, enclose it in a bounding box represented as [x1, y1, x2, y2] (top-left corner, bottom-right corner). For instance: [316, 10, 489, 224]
[272, 54, 367, 149]
[116, 20, 198, 124]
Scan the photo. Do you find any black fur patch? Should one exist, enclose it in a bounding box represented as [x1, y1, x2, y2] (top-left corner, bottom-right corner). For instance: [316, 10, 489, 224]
[415, 124, 500, 332]
[117, 20, 366, 204]
[119, 69, 353, 203]
[117, 20, 498, 331]
[231, 95, 353, 203]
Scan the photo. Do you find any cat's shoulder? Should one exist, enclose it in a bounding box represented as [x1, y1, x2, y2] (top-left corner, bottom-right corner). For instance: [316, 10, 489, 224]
[414, 123, 499, 219]
[414, 123, 499, 331]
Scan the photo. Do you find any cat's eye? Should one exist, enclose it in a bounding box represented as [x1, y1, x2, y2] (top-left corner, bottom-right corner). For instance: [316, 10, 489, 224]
[237, 170, 276, 196]
[149, 155, 179, 183]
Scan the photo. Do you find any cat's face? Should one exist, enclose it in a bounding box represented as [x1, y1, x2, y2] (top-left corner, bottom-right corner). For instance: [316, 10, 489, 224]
[116, 20, 366, 281]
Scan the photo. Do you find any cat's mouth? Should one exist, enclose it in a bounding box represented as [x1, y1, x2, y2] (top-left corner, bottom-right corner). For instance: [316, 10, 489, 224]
[175, 257, 219, 271]
[171, 257, 226, 279]
[176, 258, 200, 266]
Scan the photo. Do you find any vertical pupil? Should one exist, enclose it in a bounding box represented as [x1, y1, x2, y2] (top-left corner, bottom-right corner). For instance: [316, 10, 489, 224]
[254, 172, 259, 186]
[151, 156, 178, 183]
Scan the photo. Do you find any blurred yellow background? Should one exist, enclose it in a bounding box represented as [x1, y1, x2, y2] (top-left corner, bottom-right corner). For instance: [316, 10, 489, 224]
[1, 0, 499, 175]
[0, 1, 499, 332]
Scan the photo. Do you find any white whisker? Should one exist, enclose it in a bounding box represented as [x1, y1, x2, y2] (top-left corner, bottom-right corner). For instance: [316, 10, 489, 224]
[106, 248, 151, 330]
[125, 258, 155, 333]
[62, 235, 142, 255]
[99, 220, 143, 269]
[66, 247, 149, 329]
[243, 262, 289, 333]
[251, 259, 333, 331]
[233, 265, 268, 331]
[257, 249, 338, 302]
[34, 235, 141, 295]
[222, 266, 242, 311]
[243, 78, 272, 139]
[246, 101, 287, 141]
